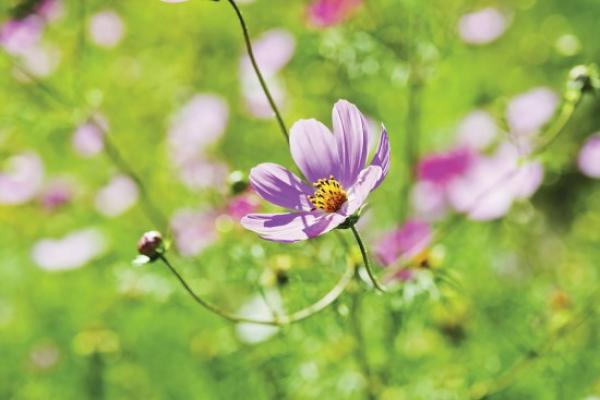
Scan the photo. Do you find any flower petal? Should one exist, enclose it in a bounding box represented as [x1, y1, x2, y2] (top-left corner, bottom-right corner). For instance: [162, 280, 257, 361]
[332, 100, 370, 187]
[241, 211, 344, 243]
[343, 165, 383, 216]
[370, 125, 390, 188]
[249, 163, 313, 211]
[290, 119, 339, 183]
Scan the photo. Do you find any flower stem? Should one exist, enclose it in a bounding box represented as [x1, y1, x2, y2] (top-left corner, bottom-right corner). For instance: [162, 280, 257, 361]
[158, 254, 355, 326]
[349, 286, 378, 400]
[226, 0, 289, 143]
[350, 226, 386, 293]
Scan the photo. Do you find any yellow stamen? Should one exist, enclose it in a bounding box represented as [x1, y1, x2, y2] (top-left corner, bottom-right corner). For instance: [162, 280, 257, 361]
[308, 175, 348, 213]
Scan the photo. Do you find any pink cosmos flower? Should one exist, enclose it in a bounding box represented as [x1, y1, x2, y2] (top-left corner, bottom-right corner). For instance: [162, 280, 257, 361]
[458, 8, 508, 45]
[578, 134, 600, 178]
[88, 10, 125, 48]
[241, 100, 390, 242]
[95, 175, 139, 217]
[32, 228, 106, 272]
[0, 151, 44, 205]
[226, 190, 261, 221]
[307, 0, 363, 28]
[417, 147, 474, 187]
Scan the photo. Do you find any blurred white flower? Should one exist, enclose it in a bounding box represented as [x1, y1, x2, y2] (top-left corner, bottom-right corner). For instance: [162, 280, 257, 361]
[89, 10, 125, 48]
[95, 175, 139, 217]
[236, 290, 283, 344]
[0, 152, 44, 205]
[170, 208, 218, 257]
[17, 43, 60, 78]
[578, 133, 600, 178]
[39, 178, 73, 210]
[32, 228, 106, 272]
[506, 87, 559, 137]
[458, 8, 508, 45]
[456, 110, 499, 150]
[72, 119, 107, 157]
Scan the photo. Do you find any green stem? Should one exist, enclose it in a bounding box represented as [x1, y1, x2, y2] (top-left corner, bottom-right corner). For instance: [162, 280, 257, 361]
[350, 226, 386, 293]
[532, 96, 580, 156]
[349, 286, 377, 400]
[159, 254, 355, 326]
[226, 0, 289, 143]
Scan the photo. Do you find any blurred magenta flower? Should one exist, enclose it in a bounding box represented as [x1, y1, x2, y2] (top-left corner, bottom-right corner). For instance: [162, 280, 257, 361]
[458, 8, 508, 45]
[226, 190, 261, 221]
[39, 178, 73, 210]
[307, 0, 363, 28]
[171, 208, 218, 257]
[240, 29, 295, 119]
[448, 143, 543, 220]
[375, 220, 432, 283]
[578, 133, 600, 178]
[0, 16, 43, 55]
[88, 10, 125, 48]
[72, 119, 107, 157]
[506, 87, 559, 138]
[417, 147, 474, 187]
[0, 151, 44, 205]
[242, 100, 390, 242]
[456, 110, 499, 151]
[32, 228, 106, 272]
[95, 175, 139, 217]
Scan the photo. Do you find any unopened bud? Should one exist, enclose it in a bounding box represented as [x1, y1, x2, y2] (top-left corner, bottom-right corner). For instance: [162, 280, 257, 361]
[137, 230, 163, 260]
[228, 170, 249, 195]
[567, 64, 600, 95]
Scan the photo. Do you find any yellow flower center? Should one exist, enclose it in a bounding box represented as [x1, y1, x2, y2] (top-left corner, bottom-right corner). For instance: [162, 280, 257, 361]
[308, 176, 348, 213]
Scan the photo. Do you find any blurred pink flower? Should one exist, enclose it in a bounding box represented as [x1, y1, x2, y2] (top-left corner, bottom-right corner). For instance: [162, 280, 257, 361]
[506, 87, 559, 138]
[95, 175, 139, 217]
[448, 143, 543, 220]
[307, 0, 363, 28]
[39, 178, 73, 210]
[72, 119, 106, 157]
[171, 208, 218, 257]
[458, 8, 508, 45]
[0, 151, 44, 205]
[226, 191, 261, 221]
[32, 228, 106, 272]
[17, 43, 60, 78]
[0, 16, 43, 55]
[37, 0, 65, 22]
[168, 94, 229, 162]
[578, 134, 600, 178]
[88, 10, 125, 48]
[176, 157, 229, 191]
[411, 180, 448, 220]
[240, 29, 295, 119]
[456, 110, 499, 150]
[417, 147, 474, 187]
[375, 220, 432, 267]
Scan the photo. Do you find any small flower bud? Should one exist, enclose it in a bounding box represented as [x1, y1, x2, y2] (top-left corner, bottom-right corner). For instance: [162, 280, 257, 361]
[228, 170, 249, 195]
[137, 230, 163, 260]
[567, 64, 600, 95]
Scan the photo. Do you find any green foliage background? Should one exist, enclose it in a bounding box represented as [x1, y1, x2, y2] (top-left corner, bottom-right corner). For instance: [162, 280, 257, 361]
[1, 0, 599, 399]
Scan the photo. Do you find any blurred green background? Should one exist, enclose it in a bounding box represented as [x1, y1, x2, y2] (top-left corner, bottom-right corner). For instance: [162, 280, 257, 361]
[1, 0, 599, 399]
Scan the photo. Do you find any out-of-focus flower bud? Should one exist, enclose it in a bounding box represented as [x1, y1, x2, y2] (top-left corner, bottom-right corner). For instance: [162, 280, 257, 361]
[228, 170, 248, 195]
[137, 230, 163, 261]
[567, 64, 600, 97]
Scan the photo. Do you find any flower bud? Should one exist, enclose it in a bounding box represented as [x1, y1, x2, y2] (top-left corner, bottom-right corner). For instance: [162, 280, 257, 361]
[567, 64, 600, 95]
[228, 170, 249, 195]
[137, 230, 163, 260]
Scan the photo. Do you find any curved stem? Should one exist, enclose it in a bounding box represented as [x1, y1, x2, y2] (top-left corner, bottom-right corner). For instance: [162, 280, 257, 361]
[226, 0, 289, 143]
[533, 96, 580, 156]
[350, 225, 386, 293]
[159, 254, 354, 326]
